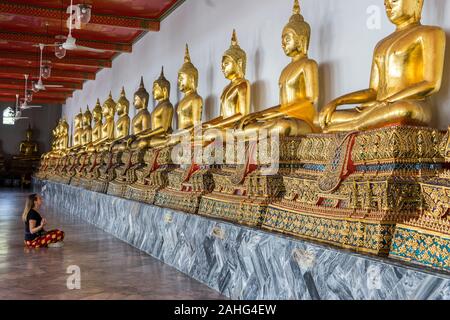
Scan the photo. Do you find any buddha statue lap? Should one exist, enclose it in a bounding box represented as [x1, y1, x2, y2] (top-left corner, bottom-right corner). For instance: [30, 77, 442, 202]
[126, 45, 203, 203]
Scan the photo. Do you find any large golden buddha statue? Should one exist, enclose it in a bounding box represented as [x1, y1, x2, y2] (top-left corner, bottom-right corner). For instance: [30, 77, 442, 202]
[319, 0, 446, 133]
[202, 30, 250, 139]
[17, 124, 39, 159]
[236, 0, 319, 138]
[128, 68, 174, 149]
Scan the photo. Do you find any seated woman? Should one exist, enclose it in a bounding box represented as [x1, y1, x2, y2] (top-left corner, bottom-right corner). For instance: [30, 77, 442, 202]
[22, 194, 65, 249]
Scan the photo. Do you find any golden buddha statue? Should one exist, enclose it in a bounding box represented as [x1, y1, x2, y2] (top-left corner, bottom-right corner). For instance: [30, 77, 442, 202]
[128, 68, 174, 149]
[236, 0, 319, 138]
[319, 0, 446, 133]
[158, 44, 204, 149]
[72, 110, 84, 149]
[170, 44, 203, 144]
[94, 92, 116, 151]
[110, 87, 131, 152]
[58, 118, 69, 152]
[81, 106, 93, 147]
[18, 124, 39, 158]
[92, 99, 103, 143]
[131, 77, 152, 137]
[203, 30, 250, 139]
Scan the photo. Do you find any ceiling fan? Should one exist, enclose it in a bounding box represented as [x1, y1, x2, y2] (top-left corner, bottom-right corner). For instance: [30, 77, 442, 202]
[21, 75, 42, 110]
[32, 43, 64, 92]
[13, 94, 29, 122]
[34, 1, 103, 57]
[57, 0, 104, 54]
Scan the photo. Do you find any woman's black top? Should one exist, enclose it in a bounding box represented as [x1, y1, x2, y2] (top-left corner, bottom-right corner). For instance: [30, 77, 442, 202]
[24, 209, 42, 241]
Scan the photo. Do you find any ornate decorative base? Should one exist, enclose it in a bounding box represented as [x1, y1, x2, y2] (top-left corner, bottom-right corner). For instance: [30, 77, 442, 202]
[264, 202, 396, 255]
[199, 194, 269, 227]
[107, 180, 128, 197]
[155, 188, 203, 214]
[262, 126, 445, 255]
[78, 177, 92, 190]
[70, 176, 83, 187]
[199, 169, 285, 226]
[390, 224, 450, 271]
[91, 179, 110, 194]
[155, 167, 214, 214]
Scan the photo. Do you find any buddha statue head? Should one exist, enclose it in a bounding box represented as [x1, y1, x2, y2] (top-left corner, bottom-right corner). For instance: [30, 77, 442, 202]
[25, 124, 33, 141]
[93, 98, 103, 124]
[83, 106, 92, 128]
[222, 30, 247, 81]
[153, 67, 171, 102]
[116, 87, 130, 116]
[385, 0, 424, 26]
[102, 91, 116, 119]
[178, 44, 199, 94]
[74, 109, 83, 130]
[134, 76, 150, 111]
[282, 0, 311, 58]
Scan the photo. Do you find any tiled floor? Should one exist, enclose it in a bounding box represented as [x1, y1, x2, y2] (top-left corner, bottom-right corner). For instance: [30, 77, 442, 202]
[0, 188, 225, 300]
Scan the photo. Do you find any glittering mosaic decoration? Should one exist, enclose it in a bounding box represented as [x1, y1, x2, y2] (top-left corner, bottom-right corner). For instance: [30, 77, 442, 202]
[264, 204, 396, 254]
[390, 225, 450, 271]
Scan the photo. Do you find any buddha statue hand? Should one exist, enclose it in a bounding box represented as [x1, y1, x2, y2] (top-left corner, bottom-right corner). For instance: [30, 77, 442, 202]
[319, 100, 339, 129]
[126, 135, 137, 148]
[236, 114, 259, 130]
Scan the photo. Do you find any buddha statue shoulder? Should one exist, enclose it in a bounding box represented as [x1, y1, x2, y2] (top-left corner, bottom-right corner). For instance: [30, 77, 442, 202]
[110, 87, 131, 152]
[236, 0, 319, 138]
[94, 92, 116, 150]
[203, 30, 251, 132]
[129, 68, 174, 149]
[319, 0, 446, 133]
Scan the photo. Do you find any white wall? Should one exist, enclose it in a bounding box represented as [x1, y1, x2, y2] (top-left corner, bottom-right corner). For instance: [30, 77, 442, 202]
[64, 0, 450, 131]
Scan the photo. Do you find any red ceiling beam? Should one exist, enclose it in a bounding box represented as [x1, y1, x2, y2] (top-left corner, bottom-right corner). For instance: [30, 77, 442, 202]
[0, 31, 132, 53]
[0, 51, 111, 68]
[0, 66, 95, 80]
[0, 1, 160, 31]
[0, 96, 65, 104]
[0, 89, 72, 99]
[0, 78, 82, 90]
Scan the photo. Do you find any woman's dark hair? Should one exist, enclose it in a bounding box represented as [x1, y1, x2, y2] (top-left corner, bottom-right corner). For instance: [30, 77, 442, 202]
[22, 193, 39, 222]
